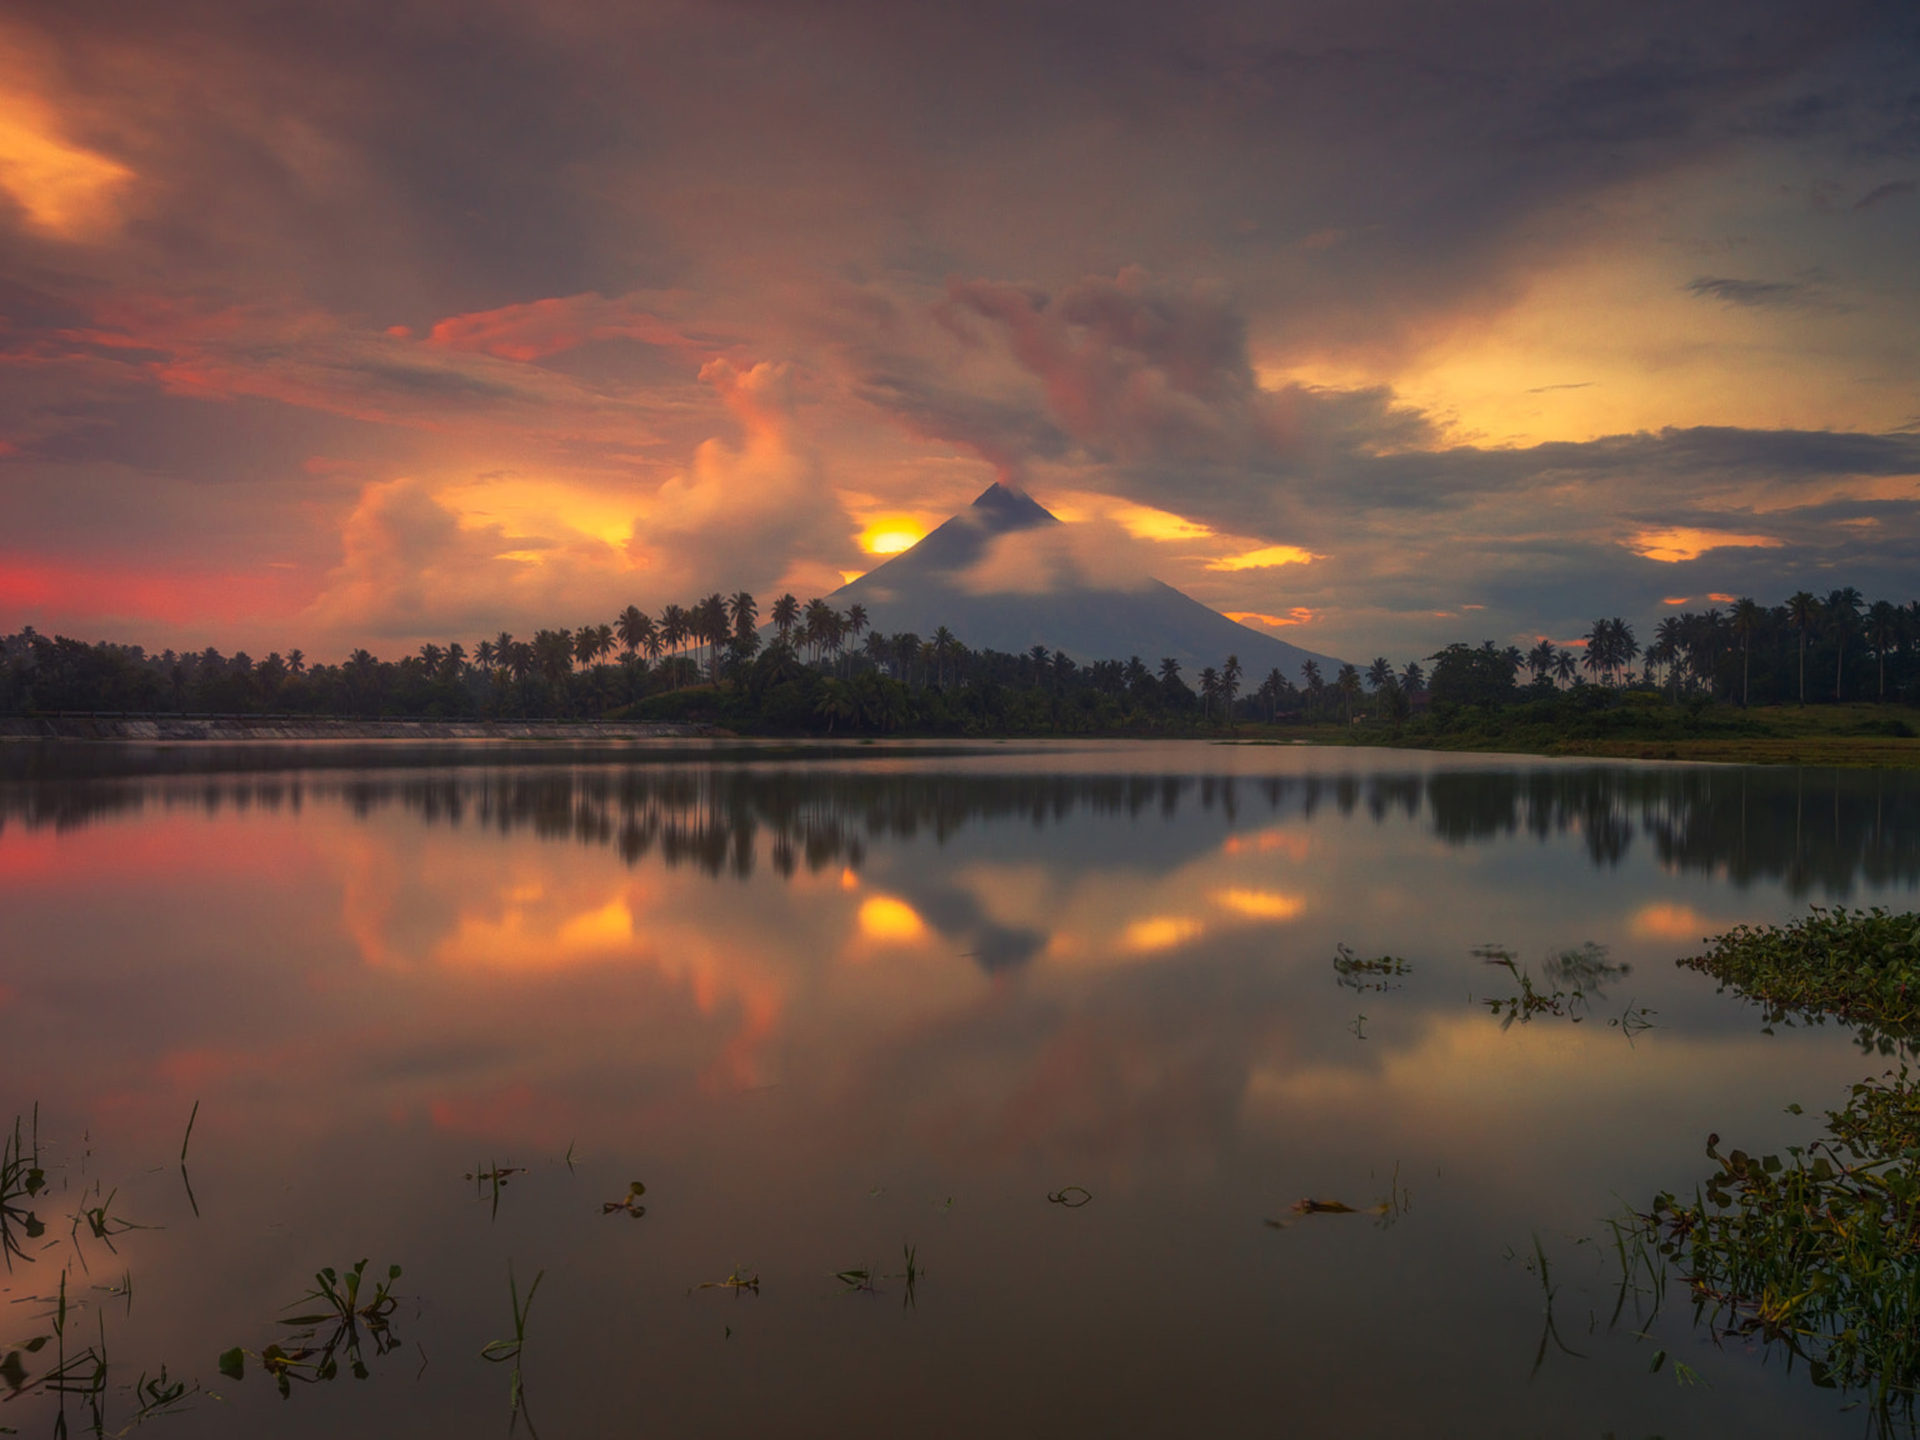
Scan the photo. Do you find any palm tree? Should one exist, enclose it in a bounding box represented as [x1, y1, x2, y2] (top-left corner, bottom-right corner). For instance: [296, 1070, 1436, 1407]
[660, 604, 689, 684]
[1401, 660, 1426, 694]
[535, 629, 575, 692]
[814, 678, 854, 733]
[770, 593, 800, 642]
[1826, 587, 1862, 702]
[1335, 663, 1361, 724]
[1367, 656, 1395, 691]
[1157, 656, 1180, 687]
[1729, 598, 1762, 706]
[1525, 640, 1556, 685]
[1198, 666, 1220, 722]
[845, 602, 869, 651]
[572, 626, 597, 670]
[1220, 654, 1242, 726]
[1611, 618, 1639, 686]
[1786, 591, 1820, 704]
[594, 623, 615, 664]
[696, 594, 730, 681]
[1581, 621, 1609, 686]
[445, 641, 466, 678]
[1300, 658, 1323, 720]
[1867, 599, 1900, 700]
[932, 626, 959, 688]
[616, 606, 650, 657]
[1652, 616, 1683, 698]
[727, 591, 758, 643]
[506, 641, 534, 683]
[474, 638, 496, 672]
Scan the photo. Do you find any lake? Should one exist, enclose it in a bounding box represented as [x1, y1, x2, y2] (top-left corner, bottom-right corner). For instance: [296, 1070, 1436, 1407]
[2, 740, 1917, 1436]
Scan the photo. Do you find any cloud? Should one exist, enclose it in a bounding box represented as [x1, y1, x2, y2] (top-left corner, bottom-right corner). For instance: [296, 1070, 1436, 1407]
[634, 358, 858, 598]
[1854, 180, 1915, 211]
[1206, 545, 1318, 571]
[303, 475, 638, 641]
[1626, 527, 1785, 564]
[424, 293, 711, 363]
[1684, 276, 1812, 308]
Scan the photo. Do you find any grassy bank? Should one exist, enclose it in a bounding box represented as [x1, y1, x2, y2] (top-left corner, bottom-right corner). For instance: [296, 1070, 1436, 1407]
[1232, 700, 1920, 768]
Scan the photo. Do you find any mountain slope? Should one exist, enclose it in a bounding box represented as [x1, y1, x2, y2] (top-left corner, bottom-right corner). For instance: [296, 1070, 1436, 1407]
[831, 484, 1344, 684]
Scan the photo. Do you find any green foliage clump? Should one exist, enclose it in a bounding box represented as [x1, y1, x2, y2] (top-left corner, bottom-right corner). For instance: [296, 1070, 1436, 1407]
[1644, 1070, 1920, 1419]
[1681, 907, 1920, 1030]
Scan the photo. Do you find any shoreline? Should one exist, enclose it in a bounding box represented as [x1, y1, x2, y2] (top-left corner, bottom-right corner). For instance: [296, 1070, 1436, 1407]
[0, 715, 720, 742]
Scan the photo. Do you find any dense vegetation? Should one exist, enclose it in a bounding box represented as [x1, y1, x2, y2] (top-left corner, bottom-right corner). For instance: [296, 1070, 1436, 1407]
[1680, 906, 1920, 1032]
[1626, 907, 1920, 1426]
[2, 585, 1915, 736]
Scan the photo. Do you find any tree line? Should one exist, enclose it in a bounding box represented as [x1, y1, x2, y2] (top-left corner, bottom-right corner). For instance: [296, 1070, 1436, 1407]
[3, 584, 1914, 735]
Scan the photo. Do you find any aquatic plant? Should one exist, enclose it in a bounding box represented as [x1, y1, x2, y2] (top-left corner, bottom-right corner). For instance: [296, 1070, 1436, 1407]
[219, 1259, 404, 1396]
[1633, 1068, 1920, 1425]
[1, 1112, 46, 1271]
[1681, 906, 1920, 1031]
[1332, 944, 1411, 993]
[480, 1263, 544, 1434]
[601, 1181, 646, 1217]
[467, 1162, 529, 1221]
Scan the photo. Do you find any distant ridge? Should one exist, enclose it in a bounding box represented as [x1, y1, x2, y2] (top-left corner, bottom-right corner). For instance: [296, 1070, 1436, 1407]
[832, 484, 1344, 683]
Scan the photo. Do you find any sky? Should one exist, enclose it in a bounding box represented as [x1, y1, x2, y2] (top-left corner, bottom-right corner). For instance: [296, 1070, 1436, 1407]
[1, 0, 1916, 665]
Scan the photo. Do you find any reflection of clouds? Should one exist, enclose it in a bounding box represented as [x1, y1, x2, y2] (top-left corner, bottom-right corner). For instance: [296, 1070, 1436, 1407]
[1628, 902, 1717, 943]
[1123, 916, 1207, 952]
[1212, 888, 1306, 920]
[1220, 827, 1313, 861]
[855, 895, 926, 943]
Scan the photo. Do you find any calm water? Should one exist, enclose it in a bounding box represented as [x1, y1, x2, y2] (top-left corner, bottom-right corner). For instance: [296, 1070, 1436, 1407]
[2, 741, 1918, 1437]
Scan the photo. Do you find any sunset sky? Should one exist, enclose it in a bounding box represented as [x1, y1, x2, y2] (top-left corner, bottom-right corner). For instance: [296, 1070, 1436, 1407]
[2, 0, 1916, 663]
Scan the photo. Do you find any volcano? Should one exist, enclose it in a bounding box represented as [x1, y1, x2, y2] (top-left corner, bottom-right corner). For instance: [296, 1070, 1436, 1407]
[831, 484, 1344, 684]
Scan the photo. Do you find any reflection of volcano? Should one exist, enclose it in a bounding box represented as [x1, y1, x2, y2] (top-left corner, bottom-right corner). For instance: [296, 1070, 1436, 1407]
[833, 483, 1344, 683]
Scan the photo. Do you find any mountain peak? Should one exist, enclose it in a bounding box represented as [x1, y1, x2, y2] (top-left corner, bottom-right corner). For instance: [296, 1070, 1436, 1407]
[970, 482, 1058, 529]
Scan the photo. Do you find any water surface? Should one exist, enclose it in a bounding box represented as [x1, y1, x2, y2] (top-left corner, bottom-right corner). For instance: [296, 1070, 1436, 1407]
[2, 741, 1917, 1436]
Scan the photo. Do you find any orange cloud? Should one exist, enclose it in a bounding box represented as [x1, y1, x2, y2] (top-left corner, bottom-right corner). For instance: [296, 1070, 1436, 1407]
[425, 293, 706, 363]
[1206, 544, 1318, 571]
[0, 556, 307, 626]
[1224, 608, 1318, 628]
[0, 89, 133, 238]
[1627, 527, 1783, 564]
